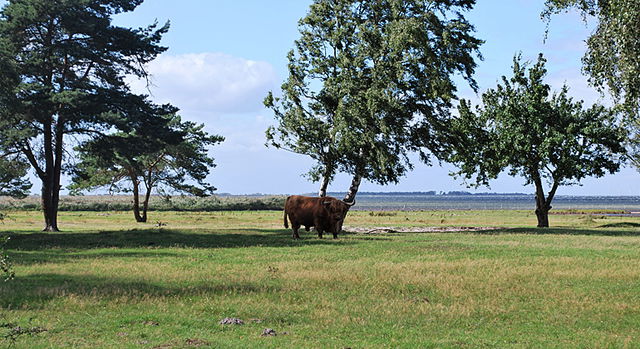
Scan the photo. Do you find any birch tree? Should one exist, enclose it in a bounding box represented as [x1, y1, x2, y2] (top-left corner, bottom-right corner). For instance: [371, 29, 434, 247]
[265, 0, 482, 202]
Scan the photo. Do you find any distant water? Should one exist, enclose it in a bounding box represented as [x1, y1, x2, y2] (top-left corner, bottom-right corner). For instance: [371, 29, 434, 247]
[344, 194, 640, 211]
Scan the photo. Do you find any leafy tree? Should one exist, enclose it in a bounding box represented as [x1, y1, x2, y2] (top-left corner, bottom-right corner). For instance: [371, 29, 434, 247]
[446, 54, 626, 227]
[265, 0, 483, 202]
[70, 111, 223, 223]
[543, 0, 640, 119]
[0, 0, 169, 231]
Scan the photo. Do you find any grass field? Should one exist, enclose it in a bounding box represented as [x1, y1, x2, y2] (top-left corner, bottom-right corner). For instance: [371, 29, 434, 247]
[1, 209, 639, 348]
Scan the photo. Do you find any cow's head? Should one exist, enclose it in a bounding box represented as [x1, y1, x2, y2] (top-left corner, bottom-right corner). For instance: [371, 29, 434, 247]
[322, 199, 355, 232]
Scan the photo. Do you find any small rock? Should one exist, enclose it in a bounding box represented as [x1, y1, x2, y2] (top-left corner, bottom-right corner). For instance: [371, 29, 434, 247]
[219, 317, 244, 325]
[261, 328, 277, 336]
[143, 320, 159, 326]
[249, 318, 264, 323]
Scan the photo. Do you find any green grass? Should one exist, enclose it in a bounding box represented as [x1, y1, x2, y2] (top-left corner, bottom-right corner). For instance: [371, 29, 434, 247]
[1, 210, 640, 348]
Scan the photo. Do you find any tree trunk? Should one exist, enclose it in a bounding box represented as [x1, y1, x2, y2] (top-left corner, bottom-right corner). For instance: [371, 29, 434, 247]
[40, 116, 61, 232]
[533, 177, 558, 228]
[535, 205, 550, 228]
[343, 174, 361, 204]
[132, 178, 146, 223]
[41, 179, 59, 232]
[141, 183, 152, 223]
[318, 165, 333, 197]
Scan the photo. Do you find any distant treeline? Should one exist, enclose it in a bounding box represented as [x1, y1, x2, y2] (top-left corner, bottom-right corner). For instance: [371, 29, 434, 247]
[318, 191, 530, 196]
[0, 195, 287, 212]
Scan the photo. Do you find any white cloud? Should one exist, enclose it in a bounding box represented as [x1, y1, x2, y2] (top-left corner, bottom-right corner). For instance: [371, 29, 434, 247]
[128, 52, 277, 114]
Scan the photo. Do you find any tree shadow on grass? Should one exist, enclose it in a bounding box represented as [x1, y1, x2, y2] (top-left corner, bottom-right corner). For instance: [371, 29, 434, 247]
[598, 222, 640, 228]
[0, 273, 280, 309]
[475, 226, 640, 237]
[6, 228, 354, 251]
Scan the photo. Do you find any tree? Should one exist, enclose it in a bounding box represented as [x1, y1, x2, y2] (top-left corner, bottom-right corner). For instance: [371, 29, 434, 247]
[0, 0, 169, 231]
[265, 0, 483, 202]
[543, 0, 640, 119]
[446, 54, 626, 227]
[70, 111, 224, 223]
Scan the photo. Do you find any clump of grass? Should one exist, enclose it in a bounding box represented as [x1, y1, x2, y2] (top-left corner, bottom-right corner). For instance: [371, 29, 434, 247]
[368, 211, 397, 217]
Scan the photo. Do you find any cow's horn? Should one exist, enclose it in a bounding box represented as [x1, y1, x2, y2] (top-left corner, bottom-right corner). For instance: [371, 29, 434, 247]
[344, 199, 356, 206]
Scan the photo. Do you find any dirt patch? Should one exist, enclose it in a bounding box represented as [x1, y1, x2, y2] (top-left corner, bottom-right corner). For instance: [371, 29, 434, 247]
[345, 226, 501, 234]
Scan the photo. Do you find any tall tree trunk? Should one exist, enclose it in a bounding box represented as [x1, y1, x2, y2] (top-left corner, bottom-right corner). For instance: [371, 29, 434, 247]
[41, 179, 59, 232]
[132, 178, 145, 223]
[318, 165, 333, 197]
[343, 174, 361, 204]
[41, 115, 60, 232]
[141, 182, 152, 223]
[337, 173, 360, 233]
[50, 120, 64, 231]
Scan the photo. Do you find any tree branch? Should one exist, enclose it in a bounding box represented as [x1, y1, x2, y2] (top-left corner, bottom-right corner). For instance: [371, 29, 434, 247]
[20, 142, 45, 179]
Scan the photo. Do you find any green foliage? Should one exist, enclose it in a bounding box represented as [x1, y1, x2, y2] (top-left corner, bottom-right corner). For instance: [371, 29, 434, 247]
[69, 111, 224, 221]
[0, 158, 30, 199]
[447, 54, 626, 226]
[543, 0, 640, 119]
[0, 0, 170, 230]
[266, 0, 483, 193]
[70, 112, 223, 196]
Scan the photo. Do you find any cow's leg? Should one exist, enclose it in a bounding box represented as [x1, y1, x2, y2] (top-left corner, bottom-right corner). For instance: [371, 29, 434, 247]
[332, 231, 338, 239]
[304, 226, 310, 232]
[317, 228, 323, 239]
[292, 223, 301, 239]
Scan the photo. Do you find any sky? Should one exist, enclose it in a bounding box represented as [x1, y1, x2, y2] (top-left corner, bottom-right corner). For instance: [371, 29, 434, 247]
[11, 0, 640, 196]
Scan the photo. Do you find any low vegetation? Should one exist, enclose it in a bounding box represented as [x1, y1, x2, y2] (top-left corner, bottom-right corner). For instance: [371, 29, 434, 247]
[0, 195, 286, 213]
[1, 210, 639, 347]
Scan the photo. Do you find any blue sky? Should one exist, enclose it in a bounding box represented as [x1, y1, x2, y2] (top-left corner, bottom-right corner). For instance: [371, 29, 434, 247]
[10, 0, 640, 196]
[116, 0, 640, 196]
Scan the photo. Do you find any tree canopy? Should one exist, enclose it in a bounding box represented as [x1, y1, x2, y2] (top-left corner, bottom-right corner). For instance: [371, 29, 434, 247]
[447, 54, 626, 227]
[0, 0, 169, 230]
[543, 0, 640, 119]
[70, 109, 224, 223]
[265, 0, 483, 202]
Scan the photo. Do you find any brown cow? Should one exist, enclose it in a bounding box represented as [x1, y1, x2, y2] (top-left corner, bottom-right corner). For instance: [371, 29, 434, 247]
[283, 195, 354, 239]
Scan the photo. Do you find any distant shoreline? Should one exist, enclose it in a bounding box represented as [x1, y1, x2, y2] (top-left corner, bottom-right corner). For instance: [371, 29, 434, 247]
[3, 193, 640, 211]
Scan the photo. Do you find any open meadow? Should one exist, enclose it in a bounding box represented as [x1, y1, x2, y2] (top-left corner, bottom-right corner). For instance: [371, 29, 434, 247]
[1, 209, 640, 348]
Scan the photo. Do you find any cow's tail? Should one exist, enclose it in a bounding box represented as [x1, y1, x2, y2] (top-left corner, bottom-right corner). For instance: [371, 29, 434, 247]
[283, 196, 289, 228]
